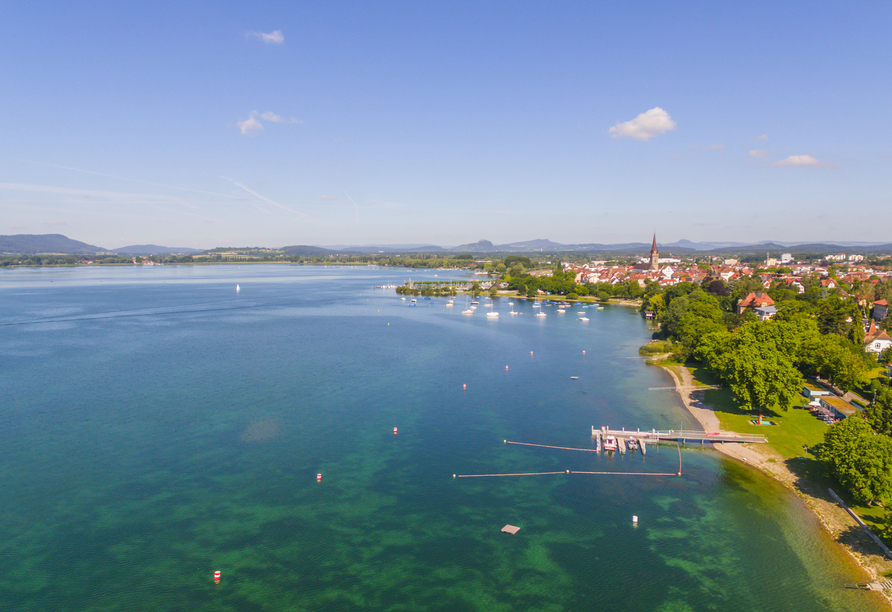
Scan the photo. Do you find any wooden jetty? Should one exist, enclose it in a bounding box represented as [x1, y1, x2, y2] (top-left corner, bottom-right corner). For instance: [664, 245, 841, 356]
[592, 426, 767, 445]
[618, 437, 627, 454]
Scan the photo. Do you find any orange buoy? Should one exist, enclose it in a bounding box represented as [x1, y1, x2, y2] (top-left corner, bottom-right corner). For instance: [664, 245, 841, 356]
[463, 384, 466, 390]
[316, 473, 322, 482]
[393, 427, 398, 435]
[505, 365, 509, 370]
[530, 351, 533, 356]
[583, 350, 585, 355]
[214, 570, 221, 581]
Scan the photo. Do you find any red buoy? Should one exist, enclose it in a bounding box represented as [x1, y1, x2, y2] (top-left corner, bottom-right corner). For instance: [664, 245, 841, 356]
[214, 570, 221, 582]
[583, 350, 586, 355]
[316, 473, 322, 482]
[505, 365, 509, 370]
[463, 384, 466, 390]
[393, 427, 398, 435]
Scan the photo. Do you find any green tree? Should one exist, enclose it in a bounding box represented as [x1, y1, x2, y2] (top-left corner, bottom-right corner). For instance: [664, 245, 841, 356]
[675, 292, 725, 359]
[866, 389, 892, 436]
[814, 335, 868, 392]
[695, 324, 803, 412]
[817, 297, 862, 345]
[821, 416, 892, 505]
[642, 293, 664, 317]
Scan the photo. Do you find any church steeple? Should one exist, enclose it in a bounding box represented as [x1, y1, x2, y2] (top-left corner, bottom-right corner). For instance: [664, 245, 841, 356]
[649, 234, 659, 271]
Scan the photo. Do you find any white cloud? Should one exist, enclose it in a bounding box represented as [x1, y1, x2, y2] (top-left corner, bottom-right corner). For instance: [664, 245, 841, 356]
[609, 107, 676, 141]
[773, 155, 822, 167]
[248, 30, 284, 44]
[238, 111, 302, 134]
[757, 134, 769, 141]
[260, 111, 302, 124]
[748, 149, 771, 158]
[237, 114, 264, 135]
[320, 195, 338, 200]
[703, 143, 725, 151]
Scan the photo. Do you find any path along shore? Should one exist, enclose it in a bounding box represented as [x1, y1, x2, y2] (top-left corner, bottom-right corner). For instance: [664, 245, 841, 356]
[660, 362, 892, 597]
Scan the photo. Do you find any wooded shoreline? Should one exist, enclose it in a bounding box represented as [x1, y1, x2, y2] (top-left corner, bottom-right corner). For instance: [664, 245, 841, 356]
[660, 361, 892, 604]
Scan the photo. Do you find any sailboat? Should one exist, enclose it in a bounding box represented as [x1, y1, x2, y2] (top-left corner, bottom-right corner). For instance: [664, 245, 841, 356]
[461, 296, 474, 316]
[486, 301, 499, 318]
[236, 284, 241, 293]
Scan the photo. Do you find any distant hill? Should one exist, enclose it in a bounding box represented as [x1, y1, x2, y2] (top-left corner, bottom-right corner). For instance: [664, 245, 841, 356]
[322, 243, 445, 252]
[450, 239, 496, 253]
[112, 245, 201, 256]
[0, 234, 107, 254]
[279, 244, 338, 256]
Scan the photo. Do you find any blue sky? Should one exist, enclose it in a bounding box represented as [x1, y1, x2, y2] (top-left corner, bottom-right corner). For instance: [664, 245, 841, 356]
[2, 1, 890, 249]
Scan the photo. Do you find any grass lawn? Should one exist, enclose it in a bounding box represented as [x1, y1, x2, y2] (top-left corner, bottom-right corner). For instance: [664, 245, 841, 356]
[684, 364, 828, 460]
[683, 363, 892, 547]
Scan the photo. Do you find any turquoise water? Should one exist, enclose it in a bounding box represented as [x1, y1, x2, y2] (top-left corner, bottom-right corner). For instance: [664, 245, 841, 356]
[0, 265, 884, 611]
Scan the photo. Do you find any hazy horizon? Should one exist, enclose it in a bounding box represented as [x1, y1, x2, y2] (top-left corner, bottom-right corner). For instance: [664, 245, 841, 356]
[2, 2, 890, 248]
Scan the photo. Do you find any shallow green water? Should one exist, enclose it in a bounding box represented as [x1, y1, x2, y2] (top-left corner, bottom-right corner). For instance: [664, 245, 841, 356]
[0, 265, 883, 611]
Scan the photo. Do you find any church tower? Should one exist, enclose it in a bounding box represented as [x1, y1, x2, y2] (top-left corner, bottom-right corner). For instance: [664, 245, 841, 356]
[649, 234, 659, 271]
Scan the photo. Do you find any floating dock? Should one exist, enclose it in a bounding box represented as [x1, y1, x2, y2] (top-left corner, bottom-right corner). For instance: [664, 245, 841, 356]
[592, 426, 767, 445]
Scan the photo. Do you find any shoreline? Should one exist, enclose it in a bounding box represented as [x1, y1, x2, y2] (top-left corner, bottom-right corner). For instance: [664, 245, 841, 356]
[659, 361, 892, 598]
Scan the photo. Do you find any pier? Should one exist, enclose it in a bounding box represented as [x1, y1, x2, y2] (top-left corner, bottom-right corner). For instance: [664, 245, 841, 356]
[593, 426, 767, 445]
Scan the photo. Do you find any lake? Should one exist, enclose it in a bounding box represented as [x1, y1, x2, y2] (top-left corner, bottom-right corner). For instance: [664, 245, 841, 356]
[0, 265, 883, 611]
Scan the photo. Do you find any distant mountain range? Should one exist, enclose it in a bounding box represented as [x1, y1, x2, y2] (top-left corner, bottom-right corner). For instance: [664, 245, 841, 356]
[0, 234, 201, 255]
[3, 234, 892, 257]
[446, 239, 892, 255]
[0, 234, 108, 254]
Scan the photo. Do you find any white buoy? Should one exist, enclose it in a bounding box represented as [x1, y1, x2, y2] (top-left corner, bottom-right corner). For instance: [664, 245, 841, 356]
[393, 427, 398, 435]
[632, 515, 638, 524]
[463, 384, 466, 390]
[236, 284, 240, 293]
[505, 365, 509, 370]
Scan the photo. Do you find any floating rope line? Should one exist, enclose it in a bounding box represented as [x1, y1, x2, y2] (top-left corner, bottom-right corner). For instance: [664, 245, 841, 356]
[453, 438, 684, 479]
[455, 471, 566, 478]
[504, 440, 598, 452]
[570, 471, 678, 476]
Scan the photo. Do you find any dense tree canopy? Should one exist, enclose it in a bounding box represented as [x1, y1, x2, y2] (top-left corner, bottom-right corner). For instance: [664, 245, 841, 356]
[821, 416, 892, 505]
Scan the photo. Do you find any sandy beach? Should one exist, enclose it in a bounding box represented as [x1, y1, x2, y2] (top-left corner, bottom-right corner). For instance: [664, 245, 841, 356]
[661, 362, 892, 594]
